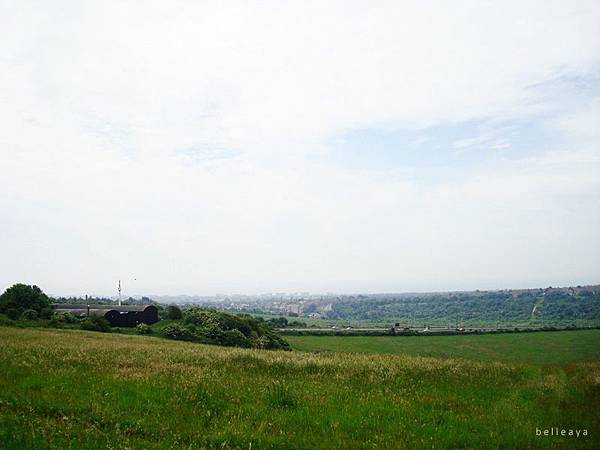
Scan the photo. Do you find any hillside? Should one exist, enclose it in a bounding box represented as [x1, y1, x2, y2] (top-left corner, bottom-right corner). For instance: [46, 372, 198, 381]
[0, 326, 598, 449]
[325, 287, 600, 325]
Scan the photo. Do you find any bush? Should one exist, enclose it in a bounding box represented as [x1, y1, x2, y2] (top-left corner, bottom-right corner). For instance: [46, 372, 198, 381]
[182, 308, 290, 350]
[39, 307, 53, 320]
[255, 335, 272, 349]
[0, 314, 15, 326]
[166, 305, 183, 320]
[252, 333, 290, 350]
[136, 323, 153, 335]
[20, 309, 38, 321]
[266, 317, 288, 328]
[50, 312, 78, 325]
[160, 323, 196, 341]
[80, 315, 110, 332]
[185, 309, 255, 337]
[196, 322, 225, 342]
[184, 309, 218, 327]
[222, 329, 251, 347]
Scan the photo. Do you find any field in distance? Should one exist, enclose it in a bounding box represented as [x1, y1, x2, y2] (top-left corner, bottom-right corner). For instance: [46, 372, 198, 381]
[286, 329, 600, 365]
[1, 326, 599, 449]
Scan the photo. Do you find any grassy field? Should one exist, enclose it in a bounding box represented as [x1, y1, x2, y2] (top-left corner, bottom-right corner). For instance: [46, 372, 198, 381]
[286, 330, 600, 365]
[0, 326, 598, 449]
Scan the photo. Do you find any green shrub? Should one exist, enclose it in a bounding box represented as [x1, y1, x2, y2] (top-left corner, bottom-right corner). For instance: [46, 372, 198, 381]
[183, 308, 290, 350]
[266, 316, 288, 328]
[196, 322, 225, 341]
[222, 329, 251, 347]
[80, 315, 110, 332]
[160, 323, 196, 341]
[184, 309, 218, 327]
[20, 309, 38, 321]
[0, 314, 15, 326]
[50, 312, 78, 325]
[136, 323, 153, 335]
[187, 309, 262, 336]
[39, 307, 53, 320]
[166, 305, 183, 320]
[254, 333, 291, 350]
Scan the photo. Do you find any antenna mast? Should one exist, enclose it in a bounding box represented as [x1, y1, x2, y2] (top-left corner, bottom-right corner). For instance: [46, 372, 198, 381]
[118, 279, 122, 306]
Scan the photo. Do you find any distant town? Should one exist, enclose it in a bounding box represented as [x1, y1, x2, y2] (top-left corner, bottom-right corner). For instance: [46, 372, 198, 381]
[52, 284, 600, 325]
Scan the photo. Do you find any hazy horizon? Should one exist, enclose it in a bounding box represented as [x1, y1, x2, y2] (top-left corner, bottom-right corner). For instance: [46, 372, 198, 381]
[26, 280, 600, 300]
[2, 1, 600, 296]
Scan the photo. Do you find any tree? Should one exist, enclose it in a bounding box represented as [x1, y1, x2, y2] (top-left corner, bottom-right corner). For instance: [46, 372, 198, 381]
[0, 284, 50, 317]
[267, 316, 288, 328]
[166, 305, 183, 320]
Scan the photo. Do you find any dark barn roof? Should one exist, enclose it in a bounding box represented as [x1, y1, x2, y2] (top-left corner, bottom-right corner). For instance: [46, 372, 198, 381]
[53, 304, 150, 311]
[52, 304, 159, 327]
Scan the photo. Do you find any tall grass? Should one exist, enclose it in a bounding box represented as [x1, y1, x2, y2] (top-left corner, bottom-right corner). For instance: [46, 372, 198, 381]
[0, 326, 598, 449]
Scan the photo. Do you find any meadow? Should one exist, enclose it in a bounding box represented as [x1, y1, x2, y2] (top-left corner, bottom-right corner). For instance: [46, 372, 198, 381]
[0, 326, 598, 449]
[285, 330, 600, 365]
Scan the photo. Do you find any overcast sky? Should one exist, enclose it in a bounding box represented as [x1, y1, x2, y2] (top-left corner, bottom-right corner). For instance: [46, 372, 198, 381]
[1, 1, 599, 297]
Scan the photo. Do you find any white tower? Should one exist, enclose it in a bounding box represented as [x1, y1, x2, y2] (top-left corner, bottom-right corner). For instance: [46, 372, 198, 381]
[118, 279, 122, 307]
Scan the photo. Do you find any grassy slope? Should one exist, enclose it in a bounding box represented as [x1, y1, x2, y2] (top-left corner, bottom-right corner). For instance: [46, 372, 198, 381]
[286, 330, 600, 365]
[0, 326, 598, 449]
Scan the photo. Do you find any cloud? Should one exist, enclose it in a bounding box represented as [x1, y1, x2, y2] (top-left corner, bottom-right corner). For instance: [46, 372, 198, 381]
[555, 96, 600, 141]
[1, 1, 599, 295]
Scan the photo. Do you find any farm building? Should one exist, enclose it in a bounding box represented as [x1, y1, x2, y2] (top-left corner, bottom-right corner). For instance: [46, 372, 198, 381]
[52, 304, 159, 327]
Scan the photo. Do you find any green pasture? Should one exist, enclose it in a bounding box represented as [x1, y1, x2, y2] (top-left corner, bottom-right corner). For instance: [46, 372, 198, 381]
[286, 330, 600, 365]
[0, 326, 598, 448]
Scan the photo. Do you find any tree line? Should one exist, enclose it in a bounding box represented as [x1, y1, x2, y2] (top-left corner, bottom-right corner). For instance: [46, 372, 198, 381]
[326, 289, 600, 325]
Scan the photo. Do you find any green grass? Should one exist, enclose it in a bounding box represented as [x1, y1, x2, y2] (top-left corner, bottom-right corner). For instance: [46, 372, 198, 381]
[0, 326, 598, 449]
[286, 330, 600, 365]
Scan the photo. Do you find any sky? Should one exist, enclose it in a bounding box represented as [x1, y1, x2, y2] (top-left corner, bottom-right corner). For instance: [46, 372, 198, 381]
[1, 0, 600, 297]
